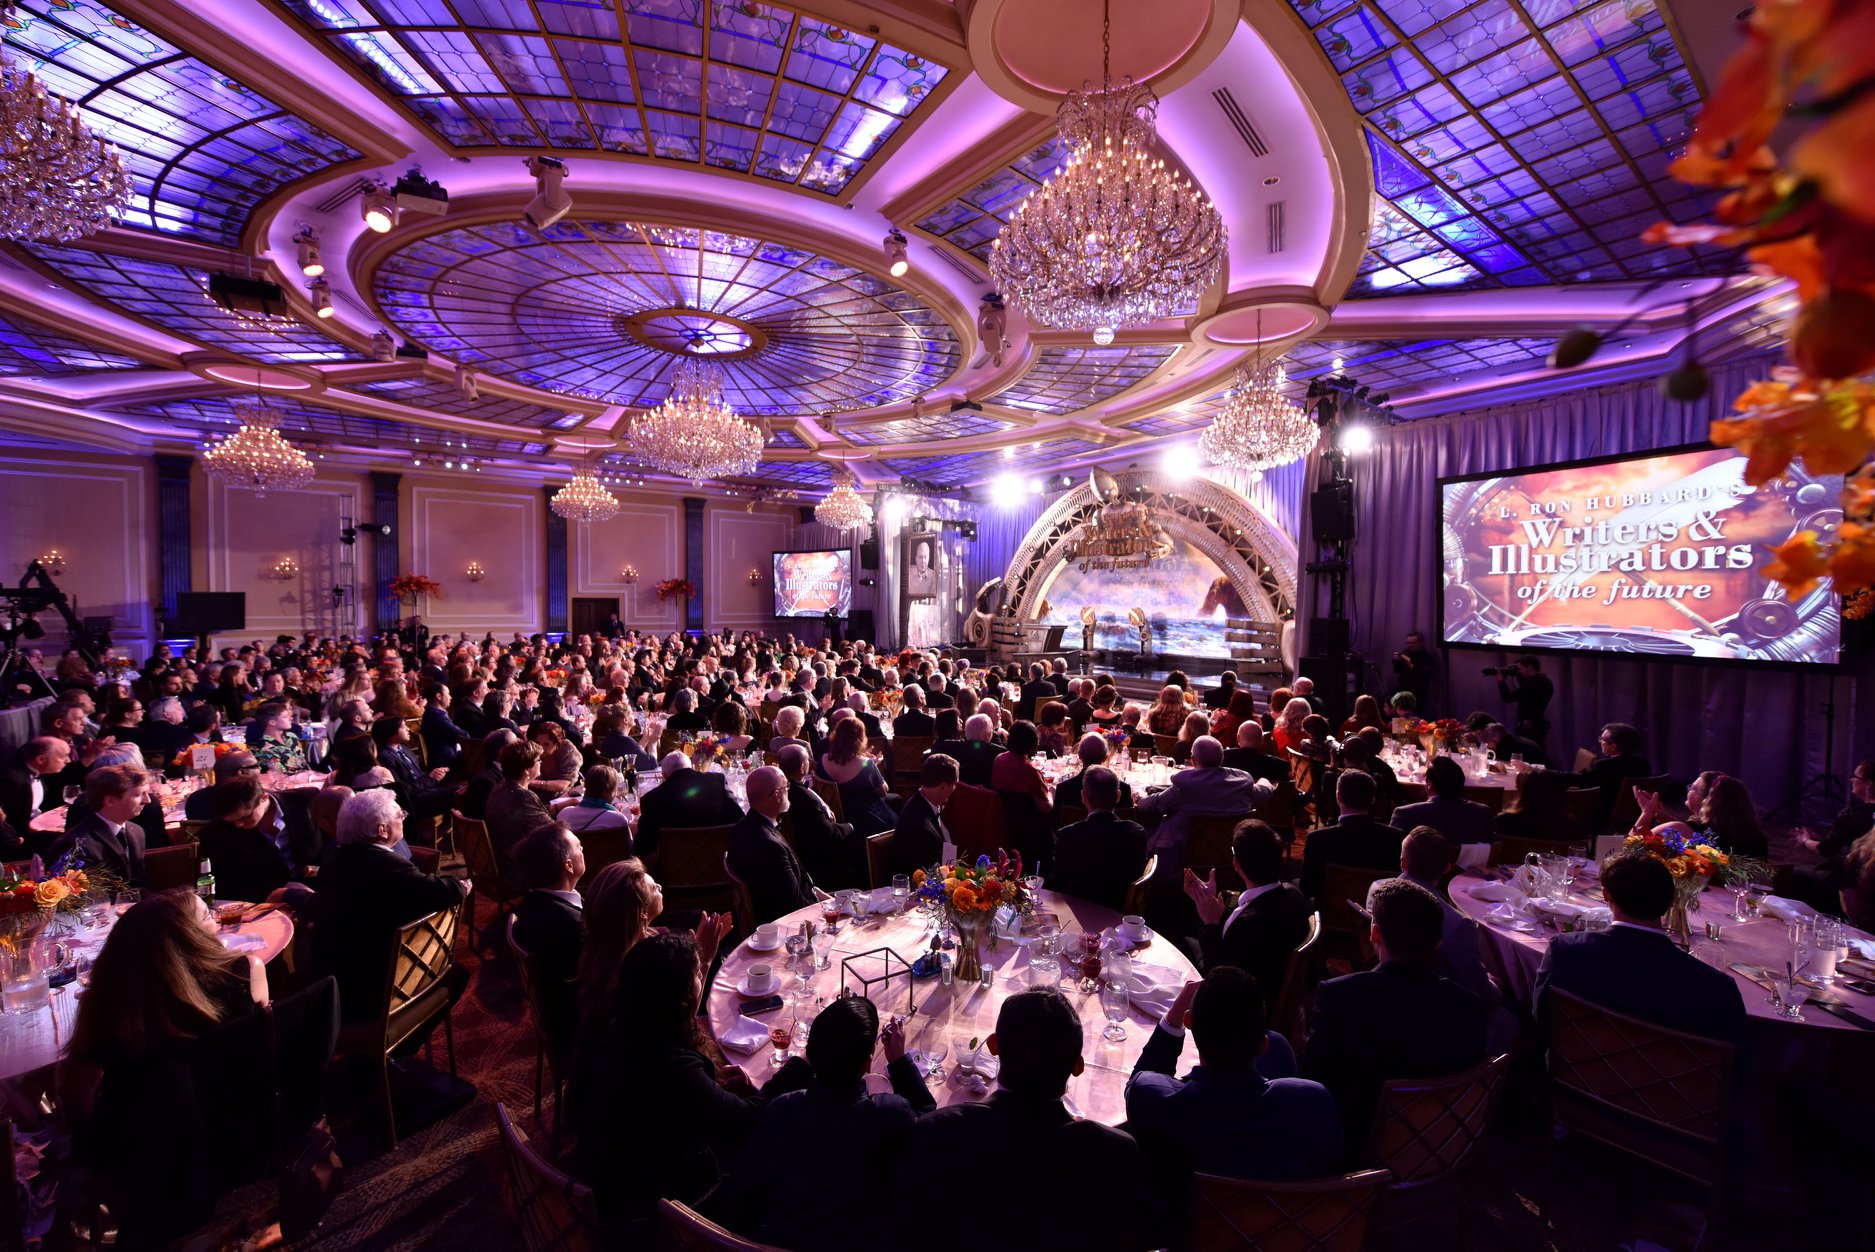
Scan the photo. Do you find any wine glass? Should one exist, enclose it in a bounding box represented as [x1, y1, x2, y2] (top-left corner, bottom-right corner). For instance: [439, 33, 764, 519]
[768, 1015, 795, 1066]
[909, 1036, 948, 1080]
[62, 785, 81, 807]
[1100, 977, 1130, 1042]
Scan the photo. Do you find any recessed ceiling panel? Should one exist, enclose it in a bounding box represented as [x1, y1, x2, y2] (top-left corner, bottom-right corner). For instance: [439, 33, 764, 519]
[116, 395, 542, 456]
[345, 375, 584, 427]
[0, 309, 147, 375]
[991, 344, 1180, 414]
[884, 436, 1105, 487]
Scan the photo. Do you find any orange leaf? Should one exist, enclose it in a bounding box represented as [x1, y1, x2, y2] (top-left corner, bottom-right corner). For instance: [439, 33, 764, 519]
[1794, 94, 1875, 222]
[1710, 417, 1796, 485]
[1827, 522, 1875, 593]
[1763, 531, 1832, 599]
[1744, 236, 1828, 301]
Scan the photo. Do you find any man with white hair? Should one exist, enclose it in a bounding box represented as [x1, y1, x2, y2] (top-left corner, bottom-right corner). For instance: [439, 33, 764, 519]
[933, 712, 1001, 787]
[1136, 735, 1263, 866]
[634, 749, 743, 862]
[729, 765, 826, 923]
[892, 684, 936, 738]
[133, 695, 191, 765]
[1055, 732, 1135, 813]
[316, 788, 468, 1028]
[924, 671, 953, 711]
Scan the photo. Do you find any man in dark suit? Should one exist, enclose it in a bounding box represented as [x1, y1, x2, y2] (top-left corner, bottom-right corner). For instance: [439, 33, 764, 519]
[131, 700, 191, 771]
[194, 775, 298, 904]
[458, 729, 518, 821]
[372, 715, 457, 819]
[1477, 719, 1547, 768]
[923, 674, 954, 711]
[1053, 733, 1134, 813]
[0, 737, 71, 851]
[1050, 767, 1147, 911]
[893, 990, 1142, 1252]
[1305, 879, 1488, 1138]
[1183, 821, 1312, 1004]
[1048, 658, 1072, 698]
[636, 750, 745, 863]
[1535, 853, 1746, 1041]
[1391, 756, 1496, 845]
[890, 753, 957, 880]
[890, 685, 937, 739]
[776, 744, 860, 888]
[314, 788, 470, 1028]
[46, 764, 150, 882]
[1299, 770, 1404, 903]
[1220, 722, 1290, 785]
[1582, 722, 1653, 829]
[1065, 679, 1095, 728]
[419, 683, 471, 771]
[1019, 662, 1057, 723]
[1202, 671, 1239, 711]
[511, 822, 586, 1066]
[729, 766, 824, 923]
[486, 740, 552, 879]
[1136, 736, 1263, 872]
[932, 715, 1001, 788]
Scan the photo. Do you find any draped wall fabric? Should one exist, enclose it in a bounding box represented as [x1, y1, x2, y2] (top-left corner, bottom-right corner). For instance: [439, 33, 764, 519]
[1202, 458, 1309, 541]
[1330, 354, 1871, 819]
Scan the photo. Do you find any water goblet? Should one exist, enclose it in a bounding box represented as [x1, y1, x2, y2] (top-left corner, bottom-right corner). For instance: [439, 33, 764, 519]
[1099, 977, 1130, 1042]
[891, 874, 911, 913]
[909, 1037, 948, 1080]
[61, 785, 81, 807]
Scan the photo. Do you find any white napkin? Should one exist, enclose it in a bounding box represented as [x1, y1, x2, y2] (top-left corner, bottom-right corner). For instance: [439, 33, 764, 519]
[1466, 881, 1522, 903]
[1760, 895, 1816, 922]
[1123, 965, 1184, 1019]
[716, 1014, 772, 1056]
[1455, 843, 1491, 870]
[1844, 938, 1875, 961]
[1529, 898, 1584, 922]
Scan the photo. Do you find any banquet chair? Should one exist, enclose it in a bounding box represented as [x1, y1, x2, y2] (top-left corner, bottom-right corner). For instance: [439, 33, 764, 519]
[336, 903, 462, 1148]
[1320, 864, 1394, 964]
[1268, 912, 1323, 1046]
[456, 812, 523, 954]
[1251, 781, 1301, 858]
[144, 841, 202, 892]
[1542, 990, 1733, 1228]
[889, 735, 932, 787]
[1460, 785, 1506, 814]
[1053, 804, 1088, 831]
[1123, 854, 1158, 916]
[1571, 748, 1598, 774]
[1187, 1168, 1391, 1252]
[865, 831, 894, 890]
[1153, 733, 1181, 758]
[657, 825, 739, 889]
[941, 784, 1006, 860]
[575, 824, 636, 890]
[498, 1104, 598, 1252]
[1364, 1053, 1511, 1234]
[658, 1198, 784, 1251]
[1562, 787, 1601, 831]
[720, 852, 757, 937]
[508, 917, 570, 1149]
[809, 777, 846, 823]
[1187, 813, 1248, 891]
[1489, 835, 1579, 866]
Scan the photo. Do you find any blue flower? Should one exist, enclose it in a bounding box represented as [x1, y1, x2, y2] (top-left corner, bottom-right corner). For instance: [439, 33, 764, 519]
[975, 854, 991, 870]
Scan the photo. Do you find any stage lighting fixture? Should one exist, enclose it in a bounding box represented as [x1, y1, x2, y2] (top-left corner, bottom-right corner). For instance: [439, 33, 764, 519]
[392, 168, 449, 218]
[1163, 444, 1201, 480]
[455, 364, 478, 400]
[990, 472, 1022, 508]
[371, 331, 395, 361]
[1029, 477, 1045, 494]
[883, 228, 909, 277]
[881, 495, 908, 524]
[360, 181, 398, 233]
[1337, 422, 1374, 455]
[293, 227, 323, 277]
[309, 276, 334, 318]
[523, 156, 571, 230]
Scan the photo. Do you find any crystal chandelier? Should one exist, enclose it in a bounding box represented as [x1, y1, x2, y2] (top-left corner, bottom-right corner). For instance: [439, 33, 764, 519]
[988, 0, 1226, 342]
[550, 459, 620, 523]
[201, 399, 315, 497]
[1199, 353, 1318, 474]
[815, 462, 871, 532]
[0, 17, 132, 243]
[629, 355, 764, 481]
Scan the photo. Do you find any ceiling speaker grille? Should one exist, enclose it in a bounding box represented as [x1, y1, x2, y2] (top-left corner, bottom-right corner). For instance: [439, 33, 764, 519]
[1268, 202, 1285, 254]
[932, 245, 982, 280]
[1212, 89, 1268, 158]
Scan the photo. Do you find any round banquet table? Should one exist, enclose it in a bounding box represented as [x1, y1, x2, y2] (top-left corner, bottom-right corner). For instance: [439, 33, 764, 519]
[27, 771, 330, 837]
[0, 901, 295, 1085]
[707, 889, 1198, 1126]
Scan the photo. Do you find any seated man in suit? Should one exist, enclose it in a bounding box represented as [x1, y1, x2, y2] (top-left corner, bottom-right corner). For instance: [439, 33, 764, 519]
[1299, 769, 1404, 903]
[195, 775, 303, 904]
[0, 736, 74, 854]
[510, 822, 586, 1068]
[486, 740, 552, 879]
[1366, 827, 1492, 1002]
[1049, 767, 1147, 911]
[1182, 820, 1312, 1004]
[1135, 736, 1264, 872]
[889, 752, 957, 882]
[1053, 733, 1134, 814]
[776, 744, 860, 888]
[891, 685, 937, 740]
[1202, 671, 1239, 711]
[131, 698, 190, 771]
[1391, 757, 1496, 845]
[931, 714, 1002, 789]
[1019, 662, 1058, 724]
[728, 765, 826, 923]
[457, 729, 518, 822]
[47, 764, 150, 883]
[372, 715, 457, 820]
[1220, 721, 1291, 786]
[1535, 853, 1746, 1041]
[922, 673, 955, 711]
[892, 989, 1142, 1252]
[419, 683, 471, 772]
[1477, 718, 1547, 768]
[635, 750, 744, 864]
[1582, 721, 1653, 829]
[1305, 878, 1489, 1139]
[183, 751, 262, 820]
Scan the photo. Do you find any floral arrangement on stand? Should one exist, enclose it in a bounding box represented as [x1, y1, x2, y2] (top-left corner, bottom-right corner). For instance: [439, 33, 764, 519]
[387, 573, 444, 605]
[688, 733, 728, 769]
[1100, 725, 1133, 754]
[170, 740, 244, 772]
[1640, 0, 1875, 597]
[655, 577, 697, 602]
[1621, 827, 1764, 945]
[914, 851, 1024, 982]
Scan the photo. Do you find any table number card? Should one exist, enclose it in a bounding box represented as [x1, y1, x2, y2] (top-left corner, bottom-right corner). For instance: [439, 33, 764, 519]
[190, 744, 217, 773]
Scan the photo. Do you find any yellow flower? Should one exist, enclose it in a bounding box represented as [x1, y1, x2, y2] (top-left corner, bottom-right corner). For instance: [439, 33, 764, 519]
[33, 879, 70, 908]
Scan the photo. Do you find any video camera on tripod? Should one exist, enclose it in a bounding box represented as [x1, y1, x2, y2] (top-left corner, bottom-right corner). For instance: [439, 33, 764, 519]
[1, 560, 112, 703]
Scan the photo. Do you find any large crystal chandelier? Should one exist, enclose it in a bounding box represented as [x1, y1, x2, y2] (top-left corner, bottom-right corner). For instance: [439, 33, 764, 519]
[202, 399, 316, 497]
[988, 0, 1226, 343]
[815, 462, 871, 532]
[550, 458, 620, 523]
[1199, 355, 1318, 474]
[0, 14, 132, 243]
[629, 355, 765, 481]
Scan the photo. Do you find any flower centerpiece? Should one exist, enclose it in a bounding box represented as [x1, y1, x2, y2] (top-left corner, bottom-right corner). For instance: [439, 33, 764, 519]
[1621, 827, 1765, 945]
[387, 573, 444, 608]
[0, 865, 90, 918]
[688, 733, 728, 770]
[1410, 718, 1465, 754]
[915, 851, 1024, 982]
[170, 740, 244, 773]
[1100, 725, 1132, 754]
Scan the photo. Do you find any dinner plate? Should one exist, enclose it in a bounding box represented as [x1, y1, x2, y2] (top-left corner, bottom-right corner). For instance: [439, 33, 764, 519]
[733, 974, 782, 997]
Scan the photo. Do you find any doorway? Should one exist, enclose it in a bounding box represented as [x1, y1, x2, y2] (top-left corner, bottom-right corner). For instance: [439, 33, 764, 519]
[570, 596, 619, 639]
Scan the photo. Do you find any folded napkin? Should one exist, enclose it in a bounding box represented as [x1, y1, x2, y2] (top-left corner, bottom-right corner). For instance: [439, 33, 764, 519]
[1123, 965, 1184, 1019]
[1844, 939, 1875, 961]
[1529, 898, 1585, 921]
[1466, 881, 1523, 903]
[716, 1014, 772, 1056]
[849, 889, 900, 916]
[1759, 895, 1816, 922]
[1510, 866, 1543, 896]
[1455, 843, 1491, 870]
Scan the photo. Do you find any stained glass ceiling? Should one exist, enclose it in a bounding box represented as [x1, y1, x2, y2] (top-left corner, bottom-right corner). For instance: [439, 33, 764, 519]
[372, 219, 962, 415]
[3, 1, 362, 248]
[344, 374, 587, 428]
[0, 310, 147, 375]
[115, 396, 545, 457]
[1290, 0, 1721, 291]
[837, 409, 1017, 446]
[884, 438, 1106, 488]
[276, 0, 948, 196]
[913, 137, 1070, 263]
[991, 344, 1181, 415]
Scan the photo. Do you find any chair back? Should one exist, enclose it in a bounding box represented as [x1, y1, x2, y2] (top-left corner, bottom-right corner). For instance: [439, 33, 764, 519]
[1366, 1053, 1510, 1187]
[1543, 989, 1732, 1186]
[658, 1198, 784, 1251]
[1268, 911, 1322, 1045]
[1186, 813, 1247, 888]
[1188, 1168, 1391, 1252]
[1489, 834, 1579, 865]
[810, 776, 846, 823]
[389, 905, 458, 1011]
[574, 822, 636, 889]
[1153, 733, 1180, 759]
[497, 1103, 597, 1252]
[1123, 854, 1157, 916]
[454, 813, 507, 895]
[145, 841, 201, 892]
[865, 831, 894, 890]
[657, 824, 739, 889]
[1571, 748, 1597, 774]
[941, 783, 1006, 859]
[1251, 780, 1298, 840]
[1320, 864, 1394, 949]
[1611, 774, 1675, 832]
[1460, 785, 1506, 813]
[1562, 787, 1601, 830]
[890, 736, 933, 783]
[720, 851, 757, 936]
[507, 916, 570, 1075]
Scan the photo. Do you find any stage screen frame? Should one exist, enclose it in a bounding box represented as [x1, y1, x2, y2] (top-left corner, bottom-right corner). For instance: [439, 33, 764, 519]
[771, 548, 853, 619]
[1435, 442, 1843, 673]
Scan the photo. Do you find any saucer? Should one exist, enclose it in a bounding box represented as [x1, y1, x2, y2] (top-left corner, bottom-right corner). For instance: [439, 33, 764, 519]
[734, 974, 781, 997]
[745, 933, 783, 953]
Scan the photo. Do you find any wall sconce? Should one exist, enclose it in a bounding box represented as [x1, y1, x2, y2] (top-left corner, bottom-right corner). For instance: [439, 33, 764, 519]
[37, 549, 66, 576]
[619, 564, 638, 584]
[269, 556, 298, 581]
[466, 561, 486, 583]
[746, 567, 762, 586]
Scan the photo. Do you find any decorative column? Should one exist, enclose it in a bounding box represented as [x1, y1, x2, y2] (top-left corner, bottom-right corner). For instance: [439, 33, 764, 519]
[544, 487, 568, 636]
[683, 496, 705, 633]
[370, 471, 400, 635]
[153, 454, 193, 631]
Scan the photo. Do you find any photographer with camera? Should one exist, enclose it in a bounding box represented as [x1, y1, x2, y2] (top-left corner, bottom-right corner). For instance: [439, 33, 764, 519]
[1485, 655, 1552, 746]
[1390, 631, 1435, 714]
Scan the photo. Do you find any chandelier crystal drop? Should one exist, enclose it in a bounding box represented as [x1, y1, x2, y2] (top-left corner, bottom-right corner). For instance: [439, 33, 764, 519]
[0, 22, 132, 242]
[988, 0, 1226, 340]
[1199, 359, 1318, 474]
[549, 462, 620, 523]
[629, 355, 765, 481]
[201, 400, 316, 497]
[815, 463, 871, 532]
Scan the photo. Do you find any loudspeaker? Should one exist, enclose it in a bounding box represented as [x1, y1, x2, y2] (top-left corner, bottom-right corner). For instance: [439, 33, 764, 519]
[1311, 480, 1355, 541]
[173, 592, 246, 634]
[798, 507, 816, 524]
[1309, 616, 1349, 656]
[847, 609, 875, 640]
[1298, 653, 1353, 725]
[858, 538, 878, 570]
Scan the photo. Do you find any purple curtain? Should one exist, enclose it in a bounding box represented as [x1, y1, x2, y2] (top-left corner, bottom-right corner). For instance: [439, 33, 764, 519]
[1334, 354, 1870, 821]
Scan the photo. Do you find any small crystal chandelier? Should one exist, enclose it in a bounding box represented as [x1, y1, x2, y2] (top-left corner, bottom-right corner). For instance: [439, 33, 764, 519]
[988, 0, 1226, 342]
[815, 461, 871, 532]
[202, 399, 316, 497]
[0, 11, 133, 243]
[629, 355, 764, 481]
[550, 458, 620, 523]
[1199, 319, 1317, 474]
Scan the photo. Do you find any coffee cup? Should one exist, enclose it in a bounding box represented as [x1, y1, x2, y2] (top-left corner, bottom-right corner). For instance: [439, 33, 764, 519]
[746, 963, 776, 994]
[1118, 914, 1149, 940]
[753, 923, 780, 949]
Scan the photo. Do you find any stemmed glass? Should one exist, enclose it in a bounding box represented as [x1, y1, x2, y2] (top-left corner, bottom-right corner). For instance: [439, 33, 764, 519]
[61, 785, 81, 807]
[1100, 976, 1131, 1042]
[909, 1036, 948, 1080]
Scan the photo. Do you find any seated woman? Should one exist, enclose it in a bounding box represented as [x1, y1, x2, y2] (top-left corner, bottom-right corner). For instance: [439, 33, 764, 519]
[371, 676, 421, 720]
[534, 687, 586, 748]
[767, 704, 811, 756]
[1260, 686, 1293, 735]
[1169, 710, 1211, 765]
[248, 700, 308, 774]
[1270, 697, 1313, 758]
[527, 720, 582, 798]
[1147, 685, 1189, 737]
[1087, 684, 1124, 727]
[814, 718, 897, 838]
[561, 764, 634, 839]
[713, 698, 754, 754]
[1210, 689, 1258, 745]
[60, 891, 272, 1247]
[329, 734, 393, 792]
[990, 721, 1054, 869]
[1036, 701, 1071, 757]
[1634, 773, 1767, 859]
[1340, 693, 1386, 737]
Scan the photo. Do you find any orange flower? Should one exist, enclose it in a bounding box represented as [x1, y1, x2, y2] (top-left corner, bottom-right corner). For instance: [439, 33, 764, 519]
[32, 879, 69, 908]
[1764, 531, 1832, 598]
[951, 885, 980, 912]
[1827, 521, 1875, 592]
